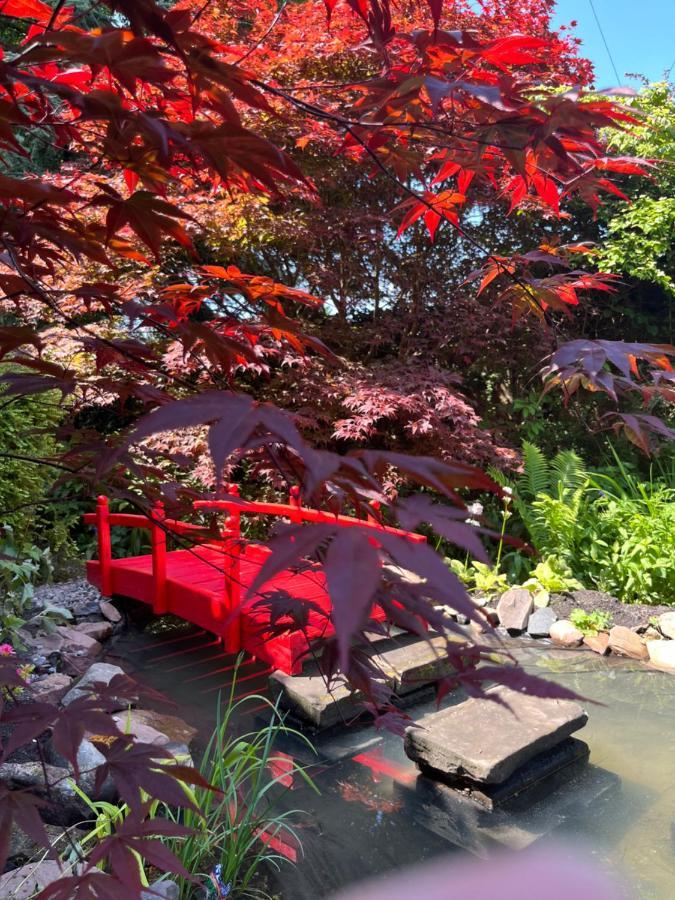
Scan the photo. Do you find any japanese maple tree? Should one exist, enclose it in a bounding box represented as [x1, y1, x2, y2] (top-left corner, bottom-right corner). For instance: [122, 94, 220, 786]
[0, 1, 674, 888]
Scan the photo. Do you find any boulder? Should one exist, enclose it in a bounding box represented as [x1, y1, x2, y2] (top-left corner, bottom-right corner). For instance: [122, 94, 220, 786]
[583, 632, 610, 655]
[550, 620, 584, 648]
[114, 708, 197, 747]
[0, 861, 69, 899]
[527, 607, 557, 638]
[658, 612, 675, 641]
[99, 599, 122, 623]
[647, 640, 675, 672]
[608, 625, 648, 660]
[61, 661, 127, 707]
[404, 686, 587, 784]
[142, 880, 180, 900]
[75, 621, 113, 642]
[55, 625, 102, 658]
[112, 711, 171, 746]
[18, 629, 65, 655]
[0, 762, 90, 825]
[496, 588, 533, 633]
[45, 736, 115, 800]
[29, 673, 73, 705]
[8, 824, 64, 867]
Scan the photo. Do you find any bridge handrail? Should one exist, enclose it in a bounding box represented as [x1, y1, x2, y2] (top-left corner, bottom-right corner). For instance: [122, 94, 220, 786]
[192, 498, 426, 543]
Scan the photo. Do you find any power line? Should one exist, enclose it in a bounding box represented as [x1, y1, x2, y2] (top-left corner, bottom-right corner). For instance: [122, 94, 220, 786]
[587, 0, 622, 85]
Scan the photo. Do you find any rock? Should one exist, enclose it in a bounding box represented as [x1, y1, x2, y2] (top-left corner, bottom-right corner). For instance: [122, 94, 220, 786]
[45, 736, 115, 799]
[496, 588, 533, 633]
[55, 625, 102, 658]
[112, 712, 170, 746]
[376, 636, 458, 694]
[75, 620, 113, 641]
[115, 709, 197, 747]
[29, 672, 73, 705]
[404, 685, 588, 784]
[658, 612, 675, 641]
[18, 629, 65, 655]
[526, 607, 557, 638]
[99, 599, 122, 622]
[269, 670, 366, 730]
[470, 607, 498, 635]
[0, 861, 69, 898]
[142, 880, 180, 900]
[8, 824, 64, 867]
[61, 661, 127, 707]
[647, 640, 675, 672]
[549, 620, 584, 648]
[608, 625, 648, 660]
[642, 626, 662, 642]
[583, 632, 610, 655]
[0, 762, 90, 826]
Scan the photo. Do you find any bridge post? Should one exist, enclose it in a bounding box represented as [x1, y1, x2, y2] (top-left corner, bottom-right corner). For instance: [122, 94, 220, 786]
[151, 500, 167, 615]
[288, 485, 302, 524]
[96, 495, 113, 597]
[222, 484, 242, 651]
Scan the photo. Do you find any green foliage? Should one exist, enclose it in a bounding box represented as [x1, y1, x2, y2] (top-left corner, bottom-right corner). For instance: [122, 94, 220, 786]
[493, 443, 589, 561]
[61, 677, 315, 898]
[521, 556, 582, 595]
[447, 558, 510, 595]
[569, 608, 612, 636]
[164, 682, 316, 899]
[0, 527, 60, 643]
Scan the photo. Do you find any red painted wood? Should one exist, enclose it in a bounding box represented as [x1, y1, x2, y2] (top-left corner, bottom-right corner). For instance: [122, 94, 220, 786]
[84, 492, 425, 674]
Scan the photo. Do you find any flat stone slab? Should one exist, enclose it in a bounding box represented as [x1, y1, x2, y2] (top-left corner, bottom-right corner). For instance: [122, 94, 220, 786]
[375, 636, 456, 695]
[270, 636, 458, 728]
[404, 686, 587, 784]
[419, 737, 590, 811]
[269, 670, 367, 730]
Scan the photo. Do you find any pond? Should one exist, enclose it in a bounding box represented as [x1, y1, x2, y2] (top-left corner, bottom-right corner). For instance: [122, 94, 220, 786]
[106, 620, 675, 899]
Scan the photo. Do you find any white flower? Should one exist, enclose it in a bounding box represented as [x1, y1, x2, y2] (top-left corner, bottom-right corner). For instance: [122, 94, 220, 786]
[467, 501, 484, 517]
[502, 486, 513, 497]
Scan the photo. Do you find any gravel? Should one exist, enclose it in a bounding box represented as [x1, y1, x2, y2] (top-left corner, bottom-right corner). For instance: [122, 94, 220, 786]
[31, 578, 100, 617]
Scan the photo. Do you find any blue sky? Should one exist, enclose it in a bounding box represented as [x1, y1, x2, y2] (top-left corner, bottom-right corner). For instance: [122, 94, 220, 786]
[555, 0, 674, 87]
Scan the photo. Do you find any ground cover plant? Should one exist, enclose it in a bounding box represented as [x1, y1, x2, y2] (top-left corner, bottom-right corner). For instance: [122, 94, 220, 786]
[0, 0, 674, 894]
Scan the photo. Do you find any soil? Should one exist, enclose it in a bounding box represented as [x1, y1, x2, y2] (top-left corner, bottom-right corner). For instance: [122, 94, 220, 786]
[550, 589, 673, 631]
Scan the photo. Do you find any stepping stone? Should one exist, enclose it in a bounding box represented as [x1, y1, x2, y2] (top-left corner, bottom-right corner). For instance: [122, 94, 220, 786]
[270, 636, 459, 728]
[269, 670, 368, 730]
[375, 636, 457, 695]
[404, 686, 587, 784]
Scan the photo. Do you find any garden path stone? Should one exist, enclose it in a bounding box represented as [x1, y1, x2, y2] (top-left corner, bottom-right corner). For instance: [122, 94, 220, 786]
[55, 625, 102, 657]
[374, 636, 457, 694]
[583, 633, 610, 655]
[658, 612, 675, 640]
[526, 607, 556, 638]
[403, 685, 587, 784]
[496, 589, 533, 633]
[0, 861, 69, 899]
[608, 625, 648, 660]
[61, 661, 126, 707]
[549, 620, 583, 648]
[647, 640, 675, 672]
[29, 672, 73, 705]
[269, 670, 368, 730]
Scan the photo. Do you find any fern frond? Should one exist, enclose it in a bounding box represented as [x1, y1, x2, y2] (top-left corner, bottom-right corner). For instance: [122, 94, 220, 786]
[551, 450, 587, 498]
[518, 442, 549, 502]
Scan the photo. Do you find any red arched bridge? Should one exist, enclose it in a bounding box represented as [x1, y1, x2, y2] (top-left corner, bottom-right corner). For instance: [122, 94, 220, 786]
[85, 488, 425, 674]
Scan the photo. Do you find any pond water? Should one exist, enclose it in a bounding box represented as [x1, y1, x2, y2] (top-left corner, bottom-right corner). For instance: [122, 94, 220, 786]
[106, 619, 675, 899]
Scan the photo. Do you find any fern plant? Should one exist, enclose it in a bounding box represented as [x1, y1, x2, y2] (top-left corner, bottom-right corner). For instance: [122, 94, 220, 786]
[491, 443, 589, 563]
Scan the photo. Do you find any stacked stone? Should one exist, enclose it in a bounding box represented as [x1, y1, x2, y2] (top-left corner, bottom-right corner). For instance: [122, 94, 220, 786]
[404, 687, 589, 811]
